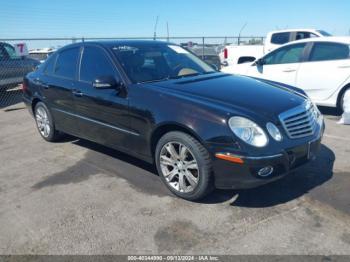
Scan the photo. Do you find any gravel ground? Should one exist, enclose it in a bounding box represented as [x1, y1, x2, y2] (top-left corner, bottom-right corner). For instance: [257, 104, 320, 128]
[0, 93, 350, 255]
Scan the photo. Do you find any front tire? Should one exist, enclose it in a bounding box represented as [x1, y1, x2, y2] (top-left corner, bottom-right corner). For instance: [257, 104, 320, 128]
[155, 131, 213, 200]
[34, 102, 61, 142]
[339, 88, 349, 113]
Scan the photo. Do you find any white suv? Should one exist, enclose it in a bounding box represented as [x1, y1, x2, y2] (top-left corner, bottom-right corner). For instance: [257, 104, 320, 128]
[222, 37, 350, 111]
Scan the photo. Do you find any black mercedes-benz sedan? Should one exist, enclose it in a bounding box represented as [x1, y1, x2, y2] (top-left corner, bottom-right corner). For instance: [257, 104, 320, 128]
[22, 40, 324, 200]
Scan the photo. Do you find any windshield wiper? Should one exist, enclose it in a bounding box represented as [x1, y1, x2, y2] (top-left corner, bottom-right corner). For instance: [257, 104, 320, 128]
[168, 73, 203, 80]
[140, 73, 201, 83]
[138, 77, 171, 84]
[138, 71, 216, 83]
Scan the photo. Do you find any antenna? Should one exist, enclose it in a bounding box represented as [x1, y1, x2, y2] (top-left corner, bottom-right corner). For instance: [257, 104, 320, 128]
[153, 16, 159, 40]
[238, 22, 247, 46]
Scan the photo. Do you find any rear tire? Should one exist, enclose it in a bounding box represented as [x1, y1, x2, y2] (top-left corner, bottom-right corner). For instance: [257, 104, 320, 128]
[34, 102, 62, 142]
[155, 131, 214, 201]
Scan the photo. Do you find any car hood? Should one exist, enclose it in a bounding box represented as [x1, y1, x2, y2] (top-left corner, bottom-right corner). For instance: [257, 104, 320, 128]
[150, 73, 307, 119]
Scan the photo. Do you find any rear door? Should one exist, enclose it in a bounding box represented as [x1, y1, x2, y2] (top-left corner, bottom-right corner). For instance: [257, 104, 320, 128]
[244, 43, 306, 86]
[38, 46, 81, 135]
[73, 45, 131, 149]
[296, 42, 350, 102]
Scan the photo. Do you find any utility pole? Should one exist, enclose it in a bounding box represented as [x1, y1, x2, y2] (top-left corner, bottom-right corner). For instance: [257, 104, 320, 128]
[153, 16, 159, 40]
[167, 22, 170, 42]
[238, 22, 247, 46]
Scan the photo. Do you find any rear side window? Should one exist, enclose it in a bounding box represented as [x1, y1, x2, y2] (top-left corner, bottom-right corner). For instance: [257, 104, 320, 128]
[238, 56, 256, 64]
[54, 47, 80, 79]
[264, 43, 306, 65]
[309, 42, 350, 62]
[296, 32, 318, 40]
[271, 32, 290, 45]
[80, 46, 116, 82]
[44, 53, 57, 75]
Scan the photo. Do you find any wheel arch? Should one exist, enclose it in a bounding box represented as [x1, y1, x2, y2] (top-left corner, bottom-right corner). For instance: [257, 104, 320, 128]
[150, 122, 207, 157]
[337, 83, 350, 109]
[31, 97, 42, 114]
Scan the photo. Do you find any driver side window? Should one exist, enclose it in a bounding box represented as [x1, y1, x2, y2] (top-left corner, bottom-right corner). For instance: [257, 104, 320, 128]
[79, 46, 117, 83]
[3, 44, 20, 60]
[264, 43, 306, 65]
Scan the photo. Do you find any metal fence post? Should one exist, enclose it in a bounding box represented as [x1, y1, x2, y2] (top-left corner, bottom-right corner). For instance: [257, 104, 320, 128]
[202, 37, 205, 60]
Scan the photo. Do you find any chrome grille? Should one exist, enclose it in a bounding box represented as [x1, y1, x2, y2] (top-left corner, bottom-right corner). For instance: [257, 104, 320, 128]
[279, 101, 318, 139]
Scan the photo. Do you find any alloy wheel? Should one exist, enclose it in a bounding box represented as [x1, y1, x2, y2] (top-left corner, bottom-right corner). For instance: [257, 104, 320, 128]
[35, 106, 51, 138]
[159, 142, 199, 193]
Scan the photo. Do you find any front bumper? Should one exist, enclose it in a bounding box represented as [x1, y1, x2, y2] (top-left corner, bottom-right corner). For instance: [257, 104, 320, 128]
[212, 124, 324, 190]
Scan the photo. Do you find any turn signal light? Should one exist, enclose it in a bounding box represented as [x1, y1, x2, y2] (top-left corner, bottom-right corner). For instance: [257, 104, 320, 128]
[215, 153, 244, 164]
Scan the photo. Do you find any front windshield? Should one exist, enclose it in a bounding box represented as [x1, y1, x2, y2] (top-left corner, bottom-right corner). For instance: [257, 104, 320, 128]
[317, 30, 332, 36]
[112, 43, 215, 83]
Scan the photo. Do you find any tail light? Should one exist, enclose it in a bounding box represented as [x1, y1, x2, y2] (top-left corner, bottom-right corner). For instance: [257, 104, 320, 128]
[224, 48, 228, 59]
[21, 80, 28, 92]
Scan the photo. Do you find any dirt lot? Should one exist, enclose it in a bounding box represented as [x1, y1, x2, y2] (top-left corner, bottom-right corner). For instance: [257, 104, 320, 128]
[1, 90, 350, 255]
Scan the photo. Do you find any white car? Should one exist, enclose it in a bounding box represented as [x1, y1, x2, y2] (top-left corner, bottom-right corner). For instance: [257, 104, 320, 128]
[220, 29, 331, 68]
[221, 37, 350, 111]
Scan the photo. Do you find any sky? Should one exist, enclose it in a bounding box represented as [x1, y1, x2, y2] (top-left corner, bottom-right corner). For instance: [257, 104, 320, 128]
[1, 0, 350, 40]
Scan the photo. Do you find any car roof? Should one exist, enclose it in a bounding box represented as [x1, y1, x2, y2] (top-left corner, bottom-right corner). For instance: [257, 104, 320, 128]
[286, 36, 350, 45]
[261, 36, 350, 58]
[0, 42, 12, 46]
[59, 40, 171, 51]
[268, 29, 321, 34]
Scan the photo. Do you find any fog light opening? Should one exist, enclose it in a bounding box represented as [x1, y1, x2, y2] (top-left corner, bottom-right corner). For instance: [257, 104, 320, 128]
[257, 166, 274, 177]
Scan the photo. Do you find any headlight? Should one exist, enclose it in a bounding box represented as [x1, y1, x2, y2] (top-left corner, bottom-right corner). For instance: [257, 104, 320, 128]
[228, 116, 268, 147]
[311, 101, 321, 120]
[307, 99, 323, 124]
[266, 122, 283, 141]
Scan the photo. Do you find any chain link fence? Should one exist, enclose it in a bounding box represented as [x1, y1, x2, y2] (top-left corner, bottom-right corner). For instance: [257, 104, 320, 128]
[0, 36, 264, 110]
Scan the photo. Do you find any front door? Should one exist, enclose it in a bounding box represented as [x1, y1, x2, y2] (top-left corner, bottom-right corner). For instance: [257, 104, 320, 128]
[245, 43, 307, 87]
[73, 45, 131, 150]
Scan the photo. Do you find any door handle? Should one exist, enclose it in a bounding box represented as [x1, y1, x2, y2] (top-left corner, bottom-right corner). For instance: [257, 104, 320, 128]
[282, 68, 297, 73]
[72, 89, 84, 97]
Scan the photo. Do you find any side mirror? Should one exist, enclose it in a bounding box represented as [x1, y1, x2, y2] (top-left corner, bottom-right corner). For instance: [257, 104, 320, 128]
[93, 76, 120, 90]
[254, 58, 265, 66]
